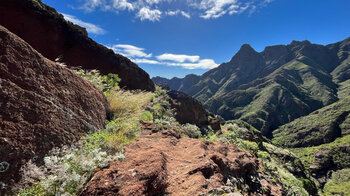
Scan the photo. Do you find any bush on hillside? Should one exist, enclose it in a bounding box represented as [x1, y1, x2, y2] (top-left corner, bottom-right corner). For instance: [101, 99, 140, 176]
[17, 141, 124, 195]
[181, 123, 202, 138]
[73, 68, 120, 93]
[141, 111, 153, 122]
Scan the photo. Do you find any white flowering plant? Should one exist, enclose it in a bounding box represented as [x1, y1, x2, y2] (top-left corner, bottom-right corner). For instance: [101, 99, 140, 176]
[17, 140, 124, 196]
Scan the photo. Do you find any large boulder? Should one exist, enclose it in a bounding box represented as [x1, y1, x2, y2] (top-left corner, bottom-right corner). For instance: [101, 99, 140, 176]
[80, 130, 283, 196]
[167, 90, 209, 127]
[0, 0, 155, 91]
[0, 25, 108, 193]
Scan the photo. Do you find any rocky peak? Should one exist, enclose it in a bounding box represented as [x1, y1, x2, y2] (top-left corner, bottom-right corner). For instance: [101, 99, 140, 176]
[184, 73, 200, 80]
[228, 43, 265, 75]
[290, 40, 312, 47]
[240, 43, 255, 50]
[230, 44, 258, 62]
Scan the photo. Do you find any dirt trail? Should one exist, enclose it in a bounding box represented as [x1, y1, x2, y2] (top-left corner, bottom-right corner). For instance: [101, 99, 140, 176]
[80, 125, 282, 196]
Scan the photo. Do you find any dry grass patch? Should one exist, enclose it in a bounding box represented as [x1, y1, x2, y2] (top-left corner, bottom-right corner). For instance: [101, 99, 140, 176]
[107, 90, 154, 119]
[101, 89, 154, 149]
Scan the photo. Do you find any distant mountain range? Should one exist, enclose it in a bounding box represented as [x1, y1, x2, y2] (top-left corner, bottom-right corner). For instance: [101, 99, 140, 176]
[153, 37, 350, 137]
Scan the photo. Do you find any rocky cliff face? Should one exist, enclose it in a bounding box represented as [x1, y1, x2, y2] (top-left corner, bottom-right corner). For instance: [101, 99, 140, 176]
[0, 25, 108, 192]
[0, 0, 155, 91]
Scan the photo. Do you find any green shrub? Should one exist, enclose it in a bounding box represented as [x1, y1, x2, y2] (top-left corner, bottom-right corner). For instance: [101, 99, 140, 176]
[141, 111, 153, 122]
[257, 151, 270, 160]
[155, 86, 168, 97]
[241, 140, 259, 155]
[154, 118, 172, 131]
[73, 69, 120, 93]
[181, 123, 202, 138]
[150, 103, 166, 119]
[101, 73, 121, 92]
[17, 184, 49, 196]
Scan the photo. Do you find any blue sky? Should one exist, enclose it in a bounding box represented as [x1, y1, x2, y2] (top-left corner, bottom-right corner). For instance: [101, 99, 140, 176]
[42, 0, 350, 79]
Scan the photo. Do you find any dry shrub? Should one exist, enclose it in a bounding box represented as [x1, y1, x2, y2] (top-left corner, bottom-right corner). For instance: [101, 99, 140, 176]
[102, 89, 154, 149]
[107, 89, 154, 118]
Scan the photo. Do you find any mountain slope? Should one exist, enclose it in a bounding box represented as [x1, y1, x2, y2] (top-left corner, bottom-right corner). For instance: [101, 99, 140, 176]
[153, 38, 350, 137]
[152, 74, 201, 92]
[0, 0, 155, 91]
[273, 96, 350, 192]
[273, 96, 350, 148]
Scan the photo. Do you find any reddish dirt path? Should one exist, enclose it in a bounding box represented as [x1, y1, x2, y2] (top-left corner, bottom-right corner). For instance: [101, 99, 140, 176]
[80, 126, 282, 196]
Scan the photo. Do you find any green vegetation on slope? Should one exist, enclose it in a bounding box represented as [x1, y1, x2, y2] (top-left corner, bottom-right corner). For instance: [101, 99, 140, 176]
[330, 37, 350, 84]
[273, 96, 350, 148]
[323, 169, 350, 196]
[290, 135, 350, 169]
[154, 38, 350, 138]
[206, 58, 338, 137]
[337, 79, 350, 99]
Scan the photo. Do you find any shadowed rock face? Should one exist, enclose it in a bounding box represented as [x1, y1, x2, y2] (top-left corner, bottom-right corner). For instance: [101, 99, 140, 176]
[0, 25, 108, 193]
[167, 90, 209, 127]
[80, 130, 283, 196]
[0, 0, 155, 91]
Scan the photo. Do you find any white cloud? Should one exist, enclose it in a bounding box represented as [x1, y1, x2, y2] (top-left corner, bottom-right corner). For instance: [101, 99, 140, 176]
[62, 14, 106, 35]
[157, 53, 200, 63]
[193, 0, 248, 19]
[79, 0, 104, 12]
[134, 57, 218, 69]
[130, 51, 218, 69]
[109, 44, 218, 69]
[132, 58, 160, 64]
[110, 44, 152, 58]
[136, 7, 162, 21]
[145, 0, 162, 5]
[78, 0, 273, 21]
[165, 59, 218, 69]
[112, 0, 134, 11]
[166, 10, 191, 18]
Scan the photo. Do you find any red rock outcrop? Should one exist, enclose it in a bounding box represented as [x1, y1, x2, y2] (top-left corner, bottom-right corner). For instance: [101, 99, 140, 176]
[0, 25, 108, 193]
[80, 130, 283, 196]
[0, 0, 155, 91]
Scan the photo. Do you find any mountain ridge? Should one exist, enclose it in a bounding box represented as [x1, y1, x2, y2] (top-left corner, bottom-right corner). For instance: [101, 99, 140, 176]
[152, 37, 350, 137]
